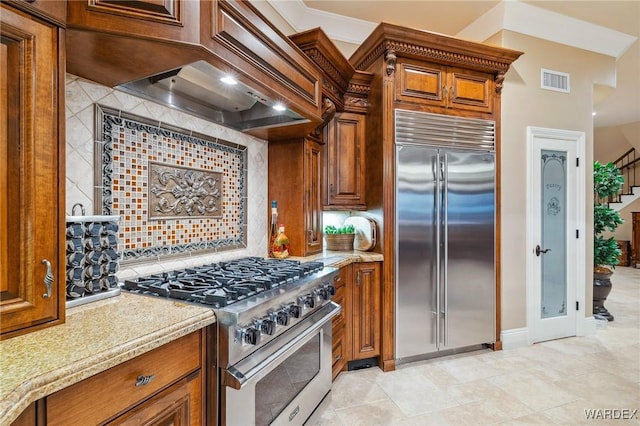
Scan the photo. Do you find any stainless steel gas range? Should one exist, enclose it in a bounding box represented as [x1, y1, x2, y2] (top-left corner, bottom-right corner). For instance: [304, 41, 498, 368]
[122, 257, 340, 426]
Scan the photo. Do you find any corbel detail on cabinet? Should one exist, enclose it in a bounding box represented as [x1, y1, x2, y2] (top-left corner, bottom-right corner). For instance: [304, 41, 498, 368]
[385, 49, 397, 76]
[495, 71, 506, 94]
[312, 97, 337, 138]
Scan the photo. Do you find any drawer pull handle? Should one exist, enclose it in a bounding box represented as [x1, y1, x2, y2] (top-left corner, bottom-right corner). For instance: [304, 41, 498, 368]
[135, 374, 156, 387]
[41, 259, 54, 299]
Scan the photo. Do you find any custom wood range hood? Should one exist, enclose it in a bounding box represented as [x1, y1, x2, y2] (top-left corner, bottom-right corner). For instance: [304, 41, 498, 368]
[66, 0, 324, 140]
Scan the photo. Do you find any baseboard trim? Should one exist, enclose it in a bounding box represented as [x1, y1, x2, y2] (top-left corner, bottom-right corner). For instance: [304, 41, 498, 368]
[500, 327, 530, 349]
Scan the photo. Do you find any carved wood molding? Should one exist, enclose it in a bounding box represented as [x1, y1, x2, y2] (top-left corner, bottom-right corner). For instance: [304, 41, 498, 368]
[344, 70, 374, 113]
[359, 40, 515, 74]
[351, 24, 522, 78]
[303, 47, 350, 93]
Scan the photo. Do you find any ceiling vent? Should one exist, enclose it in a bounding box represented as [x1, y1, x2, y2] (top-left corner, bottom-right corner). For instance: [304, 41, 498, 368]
[541, 68, 570, 93]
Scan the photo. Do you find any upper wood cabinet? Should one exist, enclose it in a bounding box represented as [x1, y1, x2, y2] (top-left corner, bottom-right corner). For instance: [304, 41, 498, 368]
[66, 0, 323, 140]
[1, 2, 65, 339]
[395, 58, 494, 114]
[13, 0, 66, 23]
[268, 136, 324, 256]
[324, 113, 367, 210]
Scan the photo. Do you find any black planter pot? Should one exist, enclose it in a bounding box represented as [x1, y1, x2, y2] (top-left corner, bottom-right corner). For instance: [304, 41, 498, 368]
[593, 271, 614, 321]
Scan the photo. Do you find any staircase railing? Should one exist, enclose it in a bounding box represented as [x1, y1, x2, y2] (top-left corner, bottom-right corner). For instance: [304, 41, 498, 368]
[608, 148, 638, 203]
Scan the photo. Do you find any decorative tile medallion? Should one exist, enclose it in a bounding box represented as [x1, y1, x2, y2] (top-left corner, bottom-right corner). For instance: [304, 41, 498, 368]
[149, 162, 223, 220]
[95, 105, 247, 262]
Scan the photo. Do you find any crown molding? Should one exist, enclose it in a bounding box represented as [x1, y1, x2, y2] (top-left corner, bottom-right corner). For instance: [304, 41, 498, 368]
[263, 0, 637, 59]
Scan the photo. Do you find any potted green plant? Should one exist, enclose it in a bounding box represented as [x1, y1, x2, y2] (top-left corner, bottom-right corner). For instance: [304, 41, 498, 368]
[593, 161, 624, 321]
[324, 224, 356, 251]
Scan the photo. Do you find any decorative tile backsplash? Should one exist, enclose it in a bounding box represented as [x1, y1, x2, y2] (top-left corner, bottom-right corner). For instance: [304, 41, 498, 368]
[66, 74, 268, 278]
[95, 105, 247, 262]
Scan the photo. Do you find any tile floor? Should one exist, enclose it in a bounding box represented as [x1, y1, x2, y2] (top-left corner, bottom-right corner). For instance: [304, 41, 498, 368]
[313, 266, 640, 425]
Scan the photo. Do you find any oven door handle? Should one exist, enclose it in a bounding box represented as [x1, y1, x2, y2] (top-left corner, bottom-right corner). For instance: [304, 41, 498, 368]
[223, 302, 341, 390]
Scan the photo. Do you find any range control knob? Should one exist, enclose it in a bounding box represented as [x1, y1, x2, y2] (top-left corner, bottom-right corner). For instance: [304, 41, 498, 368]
[316, 287, 329, 301]
[257, 318, 276, 335]
[288, 304, 302, 318]
[274, 309, 290, 326]
[242, 326, 261, 345]
[299, 293, 315, 309]
[325, 283, 336, 296]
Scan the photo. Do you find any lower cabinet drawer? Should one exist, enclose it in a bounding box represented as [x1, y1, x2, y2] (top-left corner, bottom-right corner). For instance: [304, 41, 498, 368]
[46, 332, 201, 426]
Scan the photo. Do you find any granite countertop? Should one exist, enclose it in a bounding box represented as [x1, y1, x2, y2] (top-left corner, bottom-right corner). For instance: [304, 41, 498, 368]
[298, 249, 384, 268]
[0, 251, 382, 424]
[0, 292, 216, 425]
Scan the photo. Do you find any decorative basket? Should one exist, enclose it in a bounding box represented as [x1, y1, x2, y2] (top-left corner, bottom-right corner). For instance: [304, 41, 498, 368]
[325, 234, 355, 251]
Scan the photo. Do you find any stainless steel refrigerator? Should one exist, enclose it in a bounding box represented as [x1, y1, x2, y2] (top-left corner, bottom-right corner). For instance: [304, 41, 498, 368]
[395, 109, 496, 363]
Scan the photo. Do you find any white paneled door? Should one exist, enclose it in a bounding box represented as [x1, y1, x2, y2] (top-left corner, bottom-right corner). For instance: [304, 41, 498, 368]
[526, 127, 586, 343]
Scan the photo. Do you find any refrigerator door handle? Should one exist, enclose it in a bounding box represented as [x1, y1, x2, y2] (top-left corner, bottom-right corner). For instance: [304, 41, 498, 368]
[442, 153, 449, 348]
[435, 152, 442, 348]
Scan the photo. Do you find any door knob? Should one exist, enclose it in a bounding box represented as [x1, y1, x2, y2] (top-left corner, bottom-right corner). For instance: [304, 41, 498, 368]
[535, 245, 551, 256]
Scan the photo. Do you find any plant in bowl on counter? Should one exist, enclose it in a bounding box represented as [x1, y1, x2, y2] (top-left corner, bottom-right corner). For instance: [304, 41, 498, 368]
[324, 224, 355, 235]
[324, 224, 356, 251]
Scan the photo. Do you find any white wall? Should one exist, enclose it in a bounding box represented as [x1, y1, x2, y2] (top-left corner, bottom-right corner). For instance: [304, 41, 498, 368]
[498, 30, 616, 325]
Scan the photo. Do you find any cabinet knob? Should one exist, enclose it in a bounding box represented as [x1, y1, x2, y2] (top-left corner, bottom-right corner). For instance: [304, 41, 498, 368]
[135, 374, 156, 387]
[41, 259, 54, 299]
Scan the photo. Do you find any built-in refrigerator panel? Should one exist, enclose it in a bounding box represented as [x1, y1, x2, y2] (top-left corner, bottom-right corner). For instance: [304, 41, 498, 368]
[395, 109, 496, 363]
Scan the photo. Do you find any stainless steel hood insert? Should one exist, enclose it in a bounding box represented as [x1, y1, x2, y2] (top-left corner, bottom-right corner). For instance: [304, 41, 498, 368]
[118, 60, 309, 132]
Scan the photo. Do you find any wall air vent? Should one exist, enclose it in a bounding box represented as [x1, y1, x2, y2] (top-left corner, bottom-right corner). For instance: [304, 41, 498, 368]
[541, 68, 570, 93]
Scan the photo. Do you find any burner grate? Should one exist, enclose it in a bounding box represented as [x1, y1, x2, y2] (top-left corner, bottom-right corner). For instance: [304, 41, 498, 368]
[122, 257, 325, 306]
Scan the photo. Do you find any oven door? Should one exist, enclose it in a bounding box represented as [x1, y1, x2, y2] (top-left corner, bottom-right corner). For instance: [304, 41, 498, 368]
[222, 302, 340, 426]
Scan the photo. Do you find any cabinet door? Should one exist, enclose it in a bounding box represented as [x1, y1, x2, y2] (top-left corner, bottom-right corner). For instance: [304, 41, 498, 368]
[395, 59, 446, 106]
[1, 4, 64, 338]
[394, 58, 493, 114]
[304, 138, 323, 254]
[67, 0, 198, 43]
[447, 67, 493, 113]
[352, 262, 381, 360]
[325, 113, 366, 210]
[108, 373, 202, 426]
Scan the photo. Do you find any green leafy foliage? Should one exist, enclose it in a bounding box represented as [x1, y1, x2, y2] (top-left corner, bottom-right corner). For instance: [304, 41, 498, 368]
[593, 161, 624, 269]
[324, 224, 356, 234]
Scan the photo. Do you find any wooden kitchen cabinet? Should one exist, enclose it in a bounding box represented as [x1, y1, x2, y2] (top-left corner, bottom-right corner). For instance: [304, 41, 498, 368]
[331, 265, 351, 379]
[268, 136, 324, 256]
[331, 262, 381, 376]
[324, 113, 367, 210]
[395, 57, 494, 114]
[352, 262, 381, 360]
[1, 2, 66, 339]
[67, 0, 200, 44]
[14, 0, 66, 23]
[46, 330, 205, 425]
